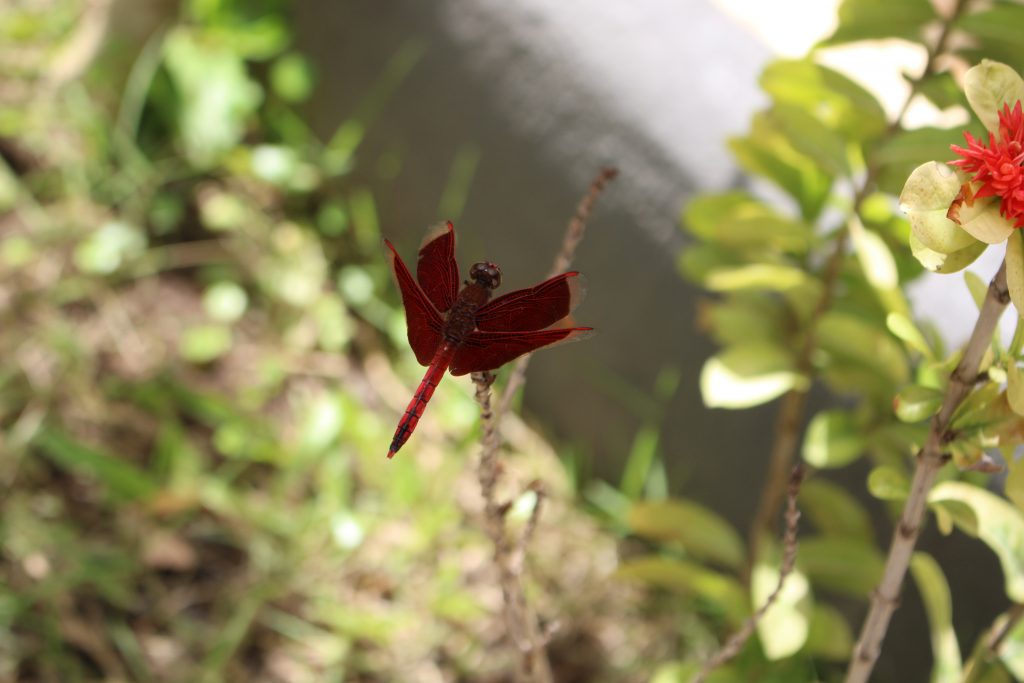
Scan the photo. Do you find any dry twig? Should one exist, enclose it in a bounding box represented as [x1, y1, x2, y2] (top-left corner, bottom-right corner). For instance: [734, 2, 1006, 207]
[496, 166, 618, 421]
[472, 371, 553, 683]
[468, 168, 616, 681]
[693, 464, 806, 683]
[845, 260, 1009, 683]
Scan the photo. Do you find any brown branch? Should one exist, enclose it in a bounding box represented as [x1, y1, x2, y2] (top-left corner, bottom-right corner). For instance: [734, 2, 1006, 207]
[693, 464, 807, 683]
[985, 603, 1024, 655]
[747, 231, 845, 568]
[472, 371, 553, 683]
[496, 166, 618, 421]
[845, 260, 1009, 683]
[960, 603, 1024, 682]
[468, 168, 616, 680]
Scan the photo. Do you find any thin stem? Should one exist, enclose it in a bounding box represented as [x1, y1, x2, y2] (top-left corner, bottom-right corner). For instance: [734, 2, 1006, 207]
[693, 464, 806, 683]
[747, 231, 846, 568]
[472, 372, 553, 683]
[496, 167, 618, 421]
[845, 260, 1009, 683]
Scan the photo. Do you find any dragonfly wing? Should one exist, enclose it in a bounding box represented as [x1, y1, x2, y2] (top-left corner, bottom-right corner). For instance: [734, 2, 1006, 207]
[474, 272, 585, 332]
[385, 238, 444, 366]
[449, 318, 593, 376]
[416, 221, 459, 313]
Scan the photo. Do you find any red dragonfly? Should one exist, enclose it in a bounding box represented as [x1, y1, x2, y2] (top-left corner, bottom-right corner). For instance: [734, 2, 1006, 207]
[384, 221, 592, 458]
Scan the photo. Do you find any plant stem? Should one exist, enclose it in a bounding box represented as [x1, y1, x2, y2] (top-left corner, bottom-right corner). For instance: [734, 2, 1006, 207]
[473, 371, 554, 683]
[694, 464, 806, 683]
[496, 167, 617, 421]
[747, 231, 845, 568]
[845, 260, 1009, 683]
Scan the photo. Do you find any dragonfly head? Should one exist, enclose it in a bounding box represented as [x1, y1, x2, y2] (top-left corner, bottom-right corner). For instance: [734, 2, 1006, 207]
[469, 261, 502, 290]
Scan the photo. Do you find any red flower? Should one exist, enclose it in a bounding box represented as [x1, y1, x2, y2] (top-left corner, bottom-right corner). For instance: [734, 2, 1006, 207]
[950, 101, 1024, 228]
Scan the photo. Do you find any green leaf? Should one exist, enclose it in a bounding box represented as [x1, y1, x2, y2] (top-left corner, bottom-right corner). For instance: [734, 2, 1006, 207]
[1007, 231, 1024, 318]
[887, 313, 935, 359]
[799, 537, 884, 597]
[73, 221, 147, 274]
[803, 409, 865, 468]
[678, 243, 745, 285]
[994, 609, 1024, 680]
[164, 28, 263, 165]
[879, 128, 966, 198]
[270, 52, 314, 103]
[615, 556, 748, 624]
[799, 478, 874, 543]
[909, 232, 987, 274]
[704, 262, 812, 292]
[894, 385, 944, 423]
[806, 603, 853, 660]
[682, 192, 813, 253]
[203, 282, 248, 322]
[965, 270, 988, 309]
[929, 481, 1024, 601]
[753, 561, 811, 659]
[760, 59, 887, 141]
[34, 428, 159, 501]
[703, 293, 787, 348]
[910, 552, 962, 683]
[823, 0, 936, 45]
[1007, 457, 1024, 513]
[628, 499, 745, 569]
[850, 219, 898, 291]
[956, 39, 1024, 121]
[817, 312, 909, 386]
[729, 111, 833, 220]
[179, 324, 232, 363]
[767, 103, 851, 176]
[915, 71, 968, 111]
[620, 425, 660, 500]
[700, 343, 806, 409]
[1007, 363, 1024, 416]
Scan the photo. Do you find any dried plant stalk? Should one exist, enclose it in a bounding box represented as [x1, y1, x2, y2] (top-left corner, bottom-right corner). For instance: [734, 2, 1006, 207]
[693, 464, 806, 683]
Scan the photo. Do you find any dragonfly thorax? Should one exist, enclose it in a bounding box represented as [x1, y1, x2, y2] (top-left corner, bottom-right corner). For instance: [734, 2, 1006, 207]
[468, 261, 501, 290]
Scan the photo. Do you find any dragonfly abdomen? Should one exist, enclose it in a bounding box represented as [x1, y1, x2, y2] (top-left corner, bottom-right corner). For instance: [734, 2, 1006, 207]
[387, 343, 457, 458]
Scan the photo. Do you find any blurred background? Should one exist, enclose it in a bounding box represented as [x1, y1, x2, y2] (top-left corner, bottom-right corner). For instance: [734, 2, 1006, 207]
[2, 0, 1019, 681]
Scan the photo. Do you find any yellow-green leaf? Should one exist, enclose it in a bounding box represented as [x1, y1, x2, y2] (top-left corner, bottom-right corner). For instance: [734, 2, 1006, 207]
[910, 232, 987, 273]
[911, 552, 962, 683]
[753, 561, 811, 660]
[901, 162, 978, 253]
[929, 481, 1024, 601]
[700, 344, 806, 409]
[869, 465, 910, 501]
[957, 193, 1014, 244]
[894, 385, 944, 423]
[1007, 230, 1024, 317]
[1006, 457, 1024, 513]
[799, 537, 884, 597]
[963, 60, 1024, 133]
[704, 263, 810, 292]
[627, 499, 745, 569]
[806, 603, 853, 661]
[1008, 363, 1024, 416]
[803, 410, 865, 468]
[799, 478, 874, 543]
[615, 556, 748, 625]
[850, 217, 898, 290]
[887, 312, 934, 359]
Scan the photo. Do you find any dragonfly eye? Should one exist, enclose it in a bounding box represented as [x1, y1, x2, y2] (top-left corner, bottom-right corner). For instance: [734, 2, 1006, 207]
[469, 261, 501, 290]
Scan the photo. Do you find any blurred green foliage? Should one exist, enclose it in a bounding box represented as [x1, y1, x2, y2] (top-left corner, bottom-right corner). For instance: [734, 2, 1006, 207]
[0, 1, 674, 681]
[620, 0, 1024, 681]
